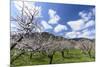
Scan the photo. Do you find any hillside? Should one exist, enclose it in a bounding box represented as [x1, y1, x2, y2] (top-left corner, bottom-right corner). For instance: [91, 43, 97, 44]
[11, 32, 95, 42]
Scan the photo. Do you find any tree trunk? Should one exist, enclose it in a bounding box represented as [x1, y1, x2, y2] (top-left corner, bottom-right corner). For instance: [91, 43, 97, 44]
[88, 50, 92, 58]
[11, 51, 25, 64]
[61, 51, 65, 58]
[30, 52, 33, 59]
[10, 36, 23, 50]
[48, 52, 55, 64]
[48, 55, 53, 64]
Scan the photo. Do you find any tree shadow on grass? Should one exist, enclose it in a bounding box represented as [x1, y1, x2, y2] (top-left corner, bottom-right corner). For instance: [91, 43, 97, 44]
[63, 54, 82, 59]
[30, 54, 49, 63]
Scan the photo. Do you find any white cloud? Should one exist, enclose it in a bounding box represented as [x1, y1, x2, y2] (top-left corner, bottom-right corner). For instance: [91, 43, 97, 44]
[79, 8, 95, 22]
[48, 9, 56, 18]
[39, 9, 61, 32]
[48, 15, 60, 24]
[78, 29, 95, 39]
[67, 19, 85, 31]
[85, 20, 95, 28]
[82, 29, 95, 36]
[48, 9, 60, 24]
[65, 31, 80, 38]
[79, 11, 91, 22]
[66, 8, 95, 39]
[41, 20, 53, 31]
[64, 29, 95, 39]
[81, 29, 90, 38]
[67, 9, 95, 31]
[54, 24, 67, 33]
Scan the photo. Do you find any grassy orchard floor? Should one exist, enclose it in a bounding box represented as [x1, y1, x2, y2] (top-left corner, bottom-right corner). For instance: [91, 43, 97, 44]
[11, 49, 95, 66]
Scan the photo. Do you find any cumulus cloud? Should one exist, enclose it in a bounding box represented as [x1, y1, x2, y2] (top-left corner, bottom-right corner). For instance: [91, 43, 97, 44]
[41, 20, 53, 31]
[79, 11, 91, 22]
[48, 9, 56, 18]
[82, 29, 95, 36]
[39, 9, 62, 32]
[67, 19, 85, 31]
[54, 24, 67, 33]
[78, 8, 95, 22]
[48, 9, 60, 24]
[64, 29, 95, 39]
[66, 8, 95, 39]
[85, 20, 95, 28]
[65, 31, 80, 38]
[78, 29, 95, 39]
[67, 19, 95, 31]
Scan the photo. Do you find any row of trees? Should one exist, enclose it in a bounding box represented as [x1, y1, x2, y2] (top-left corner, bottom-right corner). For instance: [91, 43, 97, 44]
[10, 1, 95, 65]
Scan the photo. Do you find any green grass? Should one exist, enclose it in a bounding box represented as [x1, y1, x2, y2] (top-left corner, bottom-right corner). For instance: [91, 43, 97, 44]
[11, 49, 95, 66]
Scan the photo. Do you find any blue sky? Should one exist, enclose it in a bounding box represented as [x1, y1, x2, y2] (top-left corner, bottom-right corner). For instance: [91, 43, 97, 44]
[11, 1, 95, 39]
